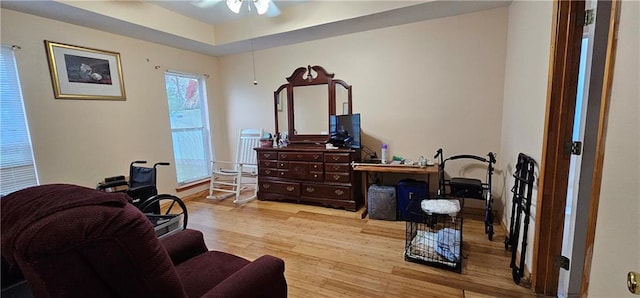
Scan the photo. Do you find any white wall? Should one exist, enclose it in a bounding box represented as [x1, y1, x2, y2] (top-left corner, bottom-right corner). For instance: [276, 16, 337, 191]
[589, 1, 640, 296]
[499, 0, 554, 271]
[0, 8, 225, 196]
[1, 6, 510, 198]
[218, 7, 508, 198]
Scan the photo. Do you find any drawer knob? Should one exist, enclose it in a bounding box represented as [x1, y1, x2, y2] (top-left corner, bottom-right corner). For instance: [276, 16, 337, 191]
[263, 184, 271, 189]
[265, 170, 271, 175]
[334, 189, 344, 196]
[265, 161, 271, 166]
[313, 154, 320, 160]
[332, 165, 339, 170]
[306, 187, 315, 193]
[281, 154, 288, 158]
[313, 174, 318, 178]
[286, 186, 295, 192]
[332, 156, 340, 161]
[333, 175, 341, 181]
[297, 154, 303, 159]
[279, 172, 285, 176]
[264, 153, 271, 158]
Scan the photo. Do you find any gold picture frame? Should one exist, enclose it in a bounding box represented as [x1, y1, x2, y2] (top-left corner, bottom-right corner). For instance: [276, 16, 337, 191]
[45, 40, 126, 100]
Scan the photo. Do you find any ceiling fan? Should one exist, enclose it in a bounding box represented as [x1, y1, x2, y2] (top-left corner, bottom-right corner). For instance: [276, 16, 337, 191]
[192, 0, 281, 17]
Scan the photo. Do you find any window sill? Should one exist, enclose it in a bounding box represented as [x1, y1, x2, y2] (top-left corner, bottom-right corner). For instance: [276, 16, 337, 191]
[176, 178, 209, 193]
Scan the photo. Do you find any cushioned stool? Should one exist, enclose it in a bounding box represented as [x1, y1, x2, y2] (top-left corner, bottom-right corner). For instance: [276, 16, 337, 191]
[367, 184, 396, 220]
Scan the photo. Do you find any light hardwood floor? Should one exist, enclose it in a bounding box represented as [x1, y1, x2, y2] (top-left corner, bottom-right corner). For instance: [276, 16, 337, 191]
[182, 191, 539, 297]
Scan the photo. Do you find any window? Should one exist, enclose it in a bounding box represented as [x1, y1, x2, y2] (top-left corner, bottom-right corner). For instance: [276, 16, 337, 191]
[0, 45, 38, 195]
[164, 72, 212, 184]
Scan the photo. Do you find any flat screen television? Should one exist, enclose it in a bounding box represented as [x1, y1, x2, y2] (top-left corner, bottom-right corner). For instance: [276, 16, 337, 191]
[329, 113, 361, 149]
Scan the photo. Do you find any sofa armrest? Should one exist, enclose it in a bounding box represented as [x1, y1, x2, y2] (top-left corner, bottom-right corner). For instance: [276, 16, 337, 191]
[202, 255, 287, 298]
[160, 229, 208, 265]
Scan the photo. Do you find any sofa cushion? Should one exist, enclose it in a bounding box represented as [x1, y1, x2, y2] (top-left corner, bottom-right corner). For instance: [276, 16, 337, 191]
[175, 251, 249, 297]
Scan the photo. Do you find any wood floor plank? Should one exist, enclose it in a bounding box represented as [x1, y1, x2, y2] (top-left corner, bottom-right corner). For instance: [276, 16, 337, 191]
[183, 194, 537, 297]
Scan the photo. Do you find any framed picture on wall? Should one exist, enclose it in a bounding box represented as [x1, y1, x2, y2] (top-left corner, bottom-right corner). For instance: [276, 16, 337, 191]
[44, 40, 126, 100]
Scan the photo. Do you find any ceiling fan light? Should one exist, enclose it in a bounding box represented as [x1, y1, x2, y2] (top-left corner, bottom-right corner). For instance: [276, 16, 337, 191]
[254, 0, 270, 15]
[226, 0, 242, 14]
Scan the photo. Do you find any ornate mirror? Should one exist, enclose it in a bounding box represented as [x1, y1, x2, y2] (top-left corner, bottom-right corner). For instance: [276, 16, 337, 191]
[274, 85, 287, 135]
[334, 80, 352, 116]
[273, 65, 353, 146]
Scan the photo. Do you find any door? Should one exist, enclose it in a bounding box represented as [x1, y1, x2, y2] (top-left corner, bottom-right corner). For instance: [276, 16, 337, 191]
[557, 2, 597, 297]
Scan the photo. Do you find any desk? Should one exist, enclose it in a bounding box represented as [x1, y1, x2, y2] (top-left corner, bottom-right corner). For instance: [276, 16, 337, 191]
[352, 163, 438, 219]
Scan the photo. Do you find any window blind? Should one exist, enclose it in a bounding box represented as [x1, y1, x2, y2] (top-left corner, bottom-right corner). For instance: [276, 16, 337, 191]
[1, 45, 38, 195]
[164, 72, 212, 184]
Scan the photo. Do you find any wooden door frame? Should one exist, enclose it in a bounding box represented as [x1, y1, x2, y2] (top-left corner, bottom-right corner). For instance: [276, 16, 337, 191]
[532, 0, 621, 295]
[532, 0, 585, 294]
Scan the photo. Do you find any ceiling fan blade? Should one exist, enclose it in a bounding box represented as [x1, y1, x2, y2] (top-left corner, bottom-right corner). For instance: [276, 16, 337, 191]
[265, 1, 281, 17]
[191, 0, 224, 8]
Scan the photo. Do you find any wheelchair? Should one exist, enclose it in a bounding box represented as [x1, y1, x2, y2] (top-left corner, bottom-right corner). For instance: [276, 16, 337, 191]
[97, 161, 188, 233]
[434, 149, 496, 240]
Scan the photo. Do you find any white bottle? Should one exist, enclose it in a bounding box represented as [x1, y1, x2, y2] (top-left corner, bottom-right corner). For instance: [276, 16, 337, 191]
[381, 143, 388, 164]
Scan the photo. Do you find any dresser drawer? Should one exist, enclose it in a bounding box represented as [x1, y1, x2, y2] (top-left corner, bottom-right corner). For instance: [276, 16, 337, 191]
[309, 171, 323, 181]
[278, 169, 289, 179]
[278, 161, 289, 169]
[302, 184, 351, 200]
[279, 152, 323, 162]
[258, 151, 278, 160]
[259, 180, 300, 196]
[259, 160, 277, 168]
[309, 162, 323, 172]
[325, 172, 350, 183]
[325, 153, 351, 163]
[324, 163, 350, 173]
[259, 168, 279, 177]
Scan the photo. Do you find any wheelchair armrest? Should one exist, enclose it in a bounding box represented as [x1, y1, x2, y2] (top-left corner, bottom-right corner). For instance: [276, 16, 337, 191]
[96, 180, 128, 191]
[202, 255, 286, 298]
[160, 229, 208, 266]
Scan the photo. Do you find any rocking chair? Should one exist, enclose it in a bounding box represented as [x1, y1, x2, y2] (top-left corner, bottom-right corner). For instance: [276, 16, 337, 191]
[207, 128, 263, 204]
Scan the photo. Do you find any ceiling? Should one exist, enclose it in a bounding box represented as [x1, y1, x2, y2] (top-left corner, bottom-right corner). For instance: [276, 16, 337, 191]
[151, 0, 309, 25]
[1, 0, 511, 56]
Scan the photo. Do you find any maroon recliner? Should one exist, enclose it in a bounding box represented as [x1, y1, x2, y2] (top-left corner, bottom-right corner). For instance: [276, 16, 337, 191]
[1, 184, 287, 298]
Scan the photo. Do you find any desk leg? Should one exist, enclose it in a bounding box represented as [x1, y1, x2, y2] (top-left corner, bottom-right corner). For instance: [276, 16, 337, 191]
[361, 172, 368, 219]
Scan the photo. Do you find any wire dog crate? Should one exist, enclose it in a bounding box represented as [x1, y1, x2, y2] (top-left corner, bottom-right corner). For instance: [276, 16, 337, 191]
[404, 198, 463, 273]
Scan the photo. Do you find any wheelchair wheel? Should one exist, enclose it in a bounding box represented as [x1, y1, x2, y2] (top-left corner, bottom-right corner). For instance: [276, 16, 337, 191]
[139, 194, 188, 231]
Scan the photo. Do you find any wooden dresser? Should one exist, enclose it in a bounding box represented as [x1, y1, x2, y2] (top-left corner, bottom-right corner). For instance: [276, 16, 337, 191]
[255, 147, 362, 211]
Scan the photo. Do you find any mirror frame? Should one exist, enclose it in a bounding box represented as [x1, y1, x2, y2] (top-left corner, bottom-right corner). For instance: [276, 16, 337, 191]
[273, 84, 287, 136]
[273, 65, 352, 146]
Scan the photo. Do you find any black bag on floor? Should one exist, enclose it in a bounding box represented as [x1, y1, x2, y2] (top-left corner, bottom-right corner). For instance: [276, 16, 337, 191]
[397, 179, 428, 221]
